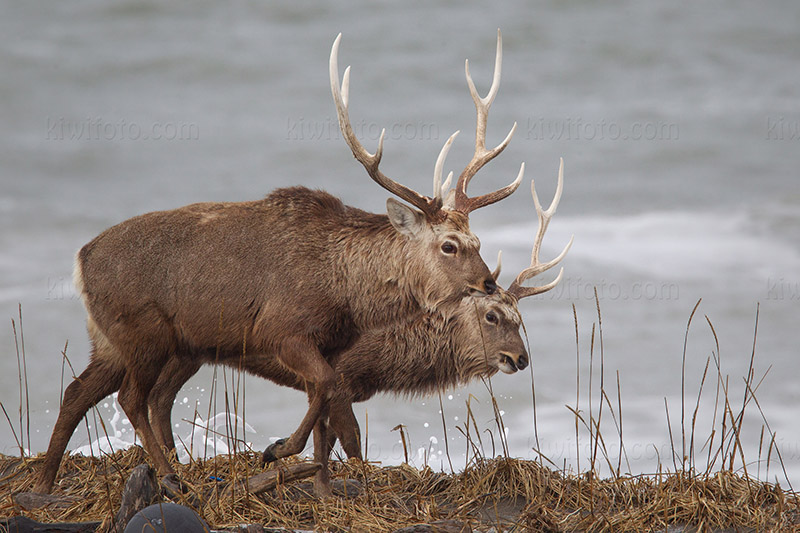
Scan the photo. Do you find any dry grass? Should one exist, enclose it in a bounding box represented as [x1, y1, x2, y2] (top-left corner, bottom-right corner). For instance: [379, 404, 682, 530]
[3, 299, 799, 531]
[1, 450, 798, 532]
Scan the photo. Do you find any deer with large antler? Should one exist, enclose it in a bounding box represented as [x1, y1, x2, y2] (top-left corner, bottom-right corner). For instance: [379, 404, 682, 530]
[139, 160, 572, 496]
[34, 31, 527, 494]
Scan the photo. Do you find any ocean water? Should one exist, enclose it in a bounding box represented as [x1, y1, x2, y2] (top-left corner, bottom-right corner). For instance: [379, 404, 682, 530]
[1, 0, 799, 485]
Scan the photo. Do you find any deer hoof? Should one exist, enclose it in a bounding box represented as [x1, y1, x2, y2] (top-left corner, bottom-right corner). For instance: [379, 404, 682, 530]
[262, 438, 287, 465]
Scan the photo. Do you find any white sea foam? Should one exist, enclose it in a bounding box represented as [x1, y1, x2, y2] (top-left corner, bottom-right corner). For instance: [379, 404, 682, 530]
[72, 394, 257, 462]
[490, 210, 800, 282]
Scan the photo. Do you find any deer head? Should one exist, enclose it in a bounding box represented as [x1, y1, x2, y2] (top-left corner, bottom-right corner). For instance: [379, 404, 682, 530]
[330, 31, 523, 300]
[472, 158, 574, 377]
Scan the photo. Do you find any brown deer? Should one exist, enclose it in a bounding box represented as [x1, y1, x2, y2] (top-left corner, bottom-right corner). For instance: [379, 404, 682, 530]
[147, 159, 572, 496]
[34, 31, 524, 494]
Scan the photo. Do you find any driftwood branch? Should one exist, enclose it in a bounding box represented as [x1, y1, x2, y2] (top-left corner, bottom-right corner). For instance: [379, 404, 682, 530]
[217, 462, 321, 502]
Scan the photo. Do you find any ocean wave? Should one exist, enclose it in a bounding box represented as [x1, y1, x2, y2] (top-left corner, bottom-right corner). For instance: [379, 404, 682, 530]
[489, 210, 800, 282]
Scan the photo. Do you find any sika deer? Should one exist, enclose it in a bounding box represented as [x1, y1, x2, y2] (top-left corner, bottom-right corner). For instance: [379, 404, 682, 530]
[147, 160, 572, 495]
[35, 31, 523, 494]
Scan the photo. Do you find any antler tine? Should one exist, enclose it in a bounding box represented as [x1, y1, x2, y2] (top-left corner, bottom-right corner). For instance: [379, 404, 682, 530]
[508, 158, 574, 300]
[468, 161, 525, 213]
[530, 157, 564, 263]
[453, 29, 522, 214]
[433, 131, 459, 202]
[491, 250, 502, 281]
[330, 34, 442, 218]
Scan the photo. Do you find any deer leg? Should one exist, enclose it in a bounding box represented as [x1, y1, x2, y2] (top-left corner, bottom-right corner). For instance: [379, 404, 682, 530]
[312, 399, 365, 497]
[312, 404, 334, 498]
[325, 418, 338, 453]
[34, 346, 125, 493]
[116, 351, 175, 478]
[327, 395, 362, 460]
[149, 356, 203, 452]
[262, 337, 334, 463]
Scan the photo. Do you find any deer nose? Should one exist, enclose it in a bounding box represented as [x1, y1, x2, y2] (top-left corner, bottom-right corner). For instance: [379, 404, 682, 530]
[516, 353, 529, 371]
[484, 278, 497, 295]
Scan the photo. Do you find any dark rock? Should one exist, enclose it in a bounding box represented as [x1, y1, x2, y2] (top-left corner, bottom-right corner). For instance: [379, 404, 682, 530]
[123, 502, 209, 532]
[331, 478, 362, 497]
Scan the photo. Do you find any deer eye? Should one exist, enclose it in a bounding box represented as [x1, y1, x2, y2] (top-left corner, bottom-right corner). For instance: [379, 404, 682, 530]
[441, 242, 457, 255]
[485, 312, 499, 324]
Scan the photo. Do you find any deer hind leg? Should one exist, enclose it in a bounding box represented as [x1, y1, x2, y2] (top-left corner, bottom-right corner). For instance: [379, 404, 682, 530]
[115, 347, 175, 478]
[34, 326, 125, 494]
[262, 337, 335, 464]
[148, 356, 203, 453]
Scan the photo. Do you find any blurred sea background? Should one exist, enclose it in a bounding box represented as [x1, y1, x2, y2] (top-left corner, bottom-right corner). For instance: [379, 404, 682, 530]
[1, 1, 799, 485]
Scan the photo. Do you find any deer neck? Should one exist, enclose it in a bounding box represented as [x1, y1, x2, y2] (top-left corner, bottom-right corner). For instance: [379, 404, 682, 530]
[334, 218, 443, 329]
[340, 300, 492, 401]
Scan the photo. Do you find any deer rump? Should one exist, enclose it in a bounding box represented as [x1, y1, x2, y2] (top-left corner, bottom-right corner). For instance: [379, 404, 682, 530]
[79, 187, 373, 360]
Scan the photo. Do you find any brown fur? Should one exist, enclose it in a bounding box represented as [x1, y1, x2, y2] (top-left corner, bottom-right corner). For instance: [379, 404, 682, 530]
[123, 290, 528, 495]
[34, 187, 499, 494]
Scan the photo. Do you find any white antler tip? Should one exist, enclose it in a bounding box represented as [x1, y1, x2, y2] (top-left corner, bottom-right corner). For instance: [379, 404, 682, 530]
[442, 171, 453, 192]
[492, 250, 503, 280]
[331, 33, 343, 57]
[511, 162, 525, 188]
[552, 267, 565, 285]
[341, 66, 351, 107]
[433, 130, 461, 199]
[531, 179, 542, 213]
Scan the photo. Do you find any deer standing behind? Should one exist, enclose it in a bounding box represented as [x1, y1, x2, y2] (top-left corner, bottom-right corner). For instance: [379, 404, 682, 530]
[34, 31, 525, 495]
[145, 163, 572, 495]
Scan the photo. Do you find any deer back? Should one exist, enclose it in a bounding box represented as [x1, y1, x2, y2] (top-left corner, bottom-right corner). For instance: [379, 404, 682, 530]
[76, 187, 497, 358]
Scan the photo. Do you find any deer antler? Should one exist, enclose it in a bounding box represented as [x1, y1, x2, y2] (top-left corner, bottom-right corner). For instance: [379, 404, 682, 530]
[452, 30, 523, 214]
[507, 158, 574, 300]
[331, 34, 457, 221]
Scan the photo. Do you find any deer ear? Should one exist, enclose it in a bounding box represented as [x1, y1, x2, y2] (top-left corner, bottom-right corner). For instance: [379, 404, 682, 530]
[386, 198, 426, 237]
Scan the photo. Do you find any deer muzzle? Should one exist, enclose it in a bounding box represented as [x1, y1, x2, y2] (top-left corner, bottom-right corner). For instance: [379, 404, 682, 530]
[499, 351, 529, 374]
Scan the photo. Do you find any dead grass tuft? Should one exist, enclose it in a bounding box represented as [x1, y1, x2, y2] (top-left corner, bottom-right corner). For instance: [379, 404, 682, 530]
[1, 451, 798, 532]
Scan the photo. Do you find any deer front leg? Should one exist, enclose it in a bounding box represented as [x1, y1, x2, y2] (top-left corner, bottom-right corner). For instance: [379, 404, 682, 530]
[311, 404, 334, 498]
[311, 394, 360, 498]
[262, 337, 335, 464]
[327, 394, 361, 460]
